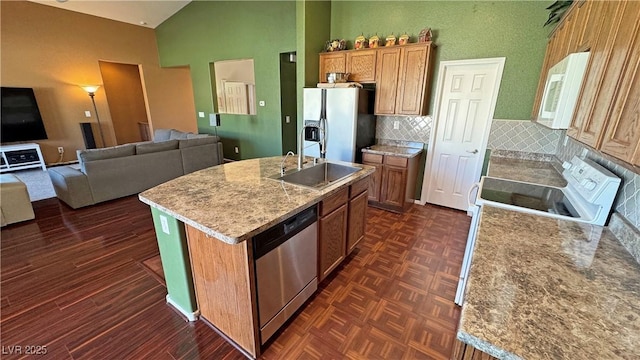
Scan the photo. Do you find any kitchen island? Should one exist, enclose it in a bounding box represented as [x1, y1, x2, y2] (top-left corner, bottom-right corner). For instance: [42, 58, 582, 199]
[139, 156, 374, 358]
[453, 154, 640, 359]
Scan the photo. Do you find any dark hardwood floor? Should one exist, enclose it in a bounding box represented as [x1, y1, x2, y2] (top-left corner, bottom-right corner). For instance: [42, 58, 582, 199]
[1, 195, 470, 359]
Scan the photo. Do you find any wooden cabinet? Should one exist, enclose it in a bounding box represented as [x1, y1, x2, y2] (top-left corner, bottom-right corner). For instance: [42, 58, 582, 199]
[375, 43, 435, 115]
[533, 0, 640, 166]
[363, 152, 419, 213]
[319, 43, 435, 115]
[346, 49, 376, 83]
[319, 201, 347, 282]
[569, 0, 627, 146]
[600, 2, 640, 166]
[374, 47, 402, 114]
[347, 178, 368, 254]
[380, 162, 408, 208]
[318, 52, 346, 81]
[318, 177, 370, 282]
[451, 338, 498, 360]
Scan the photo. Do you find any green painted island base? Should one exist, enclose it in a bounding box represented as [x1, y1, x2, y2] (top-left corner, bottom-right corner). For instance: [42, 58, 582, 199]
[166, 294, 199, 322]
[150, 207, 199, 321]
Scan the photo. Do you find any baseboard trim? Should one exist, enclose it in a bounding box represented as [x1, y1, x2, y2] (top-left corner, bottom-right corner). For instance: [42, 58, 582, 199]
[166, 294, 199, 322]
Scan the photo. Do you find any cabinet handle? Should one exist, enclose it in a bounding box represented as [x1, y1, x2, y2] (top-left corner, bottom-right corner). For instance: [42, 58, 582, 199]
[466, 149, 479, 154]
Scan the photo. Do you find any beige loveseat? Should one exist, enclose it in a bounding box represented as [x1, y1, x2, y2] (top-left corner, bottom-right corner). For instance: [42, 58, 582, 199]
[49, 129, 223, 209]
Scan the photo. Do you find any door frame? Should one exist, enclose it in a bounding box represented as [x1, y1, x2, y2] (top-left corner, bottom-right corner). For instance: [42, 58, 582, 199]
[419, 57, 505, 207]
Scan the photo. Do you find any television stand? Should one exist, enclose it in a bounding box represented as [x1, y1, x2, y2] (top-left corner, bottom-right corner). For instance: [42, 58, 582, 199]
[1, 143, 47, 173]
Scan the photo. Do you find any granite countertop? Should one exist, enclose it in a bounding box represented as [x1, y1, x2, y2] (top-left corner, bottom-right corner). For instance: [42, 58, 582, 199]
[139, 156, 374, 244]
[458, 206, 640, 359]
[487, 156, 566, 188]
[362, 144, 423, 158]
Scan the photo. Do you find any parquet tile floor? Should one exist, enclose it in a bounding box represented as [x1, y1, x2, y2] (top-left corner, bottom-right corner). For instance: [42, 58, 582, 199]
[0, 195, 470, 359]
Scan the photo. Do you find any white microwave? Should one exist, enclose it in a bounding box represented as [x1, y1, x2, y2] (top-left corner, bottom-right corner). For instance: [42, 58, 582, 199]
[536, 52, 590, 129]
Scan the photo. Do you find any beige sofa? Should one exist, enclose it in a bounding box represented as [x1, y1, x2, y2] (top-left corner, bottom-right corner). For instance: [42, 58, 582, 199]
[0, 174, 35, 226]
[49, 130, 223, 209]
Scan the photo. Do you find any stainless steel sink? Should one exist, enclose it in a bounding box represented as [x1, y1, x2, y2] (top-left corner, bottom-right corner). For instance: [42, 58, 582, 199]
[273, 162, 361, 189]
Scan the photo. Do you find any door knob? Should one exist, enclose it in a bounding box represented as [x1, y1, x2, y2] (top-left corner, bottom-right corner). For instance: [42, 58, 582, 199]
[466, 149, 479, 154]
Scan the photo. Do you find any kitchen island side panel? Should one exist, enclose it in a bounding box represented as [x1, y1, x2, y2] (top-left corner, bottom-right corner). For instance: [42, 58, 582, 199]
[150, 207, 198, 318]
[185, 225, 260, 357]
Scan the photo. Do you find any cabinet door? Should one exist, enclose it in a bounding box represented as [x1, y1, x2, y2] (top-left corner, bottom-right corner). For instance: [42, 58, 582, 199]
[380, 165, 407, 208]
[319, 204, 347, 282]
[346, 50, 376, 83]
[600, 2, 640, 165]
[576, 0, 600, 52]
[363, 162, 382, 202]
[319, 53, 346, 83]
[569, 0, 625, 142]
[396, 44, 430, 115]
[347, 191, 368, 255]
[374, 47, 401, 115]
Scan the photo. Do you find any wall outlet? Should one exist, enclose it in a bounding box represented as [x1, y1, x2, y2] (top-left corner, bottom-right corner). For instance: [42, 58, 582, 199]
[393, 121, 400, 130]
[159, 215, 170, 235]
[259, 101, 266, 107]
[57, 146, 64, 154]
[198, 112, 205, 118]
[84, 111, 91, 118]
[285, 115, 291, 123]
[234, 146, 239, 154]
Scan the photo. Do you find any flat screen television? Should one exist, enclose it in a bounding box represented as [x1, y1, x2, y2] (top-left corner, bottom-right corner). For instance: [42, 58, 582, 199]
[1, 87, 48, 143]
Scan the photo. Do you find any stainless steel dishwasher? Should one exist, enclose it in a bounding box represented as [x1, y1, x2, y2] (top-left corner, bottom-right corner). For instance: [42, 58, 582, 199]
[253, 205, 318, 344]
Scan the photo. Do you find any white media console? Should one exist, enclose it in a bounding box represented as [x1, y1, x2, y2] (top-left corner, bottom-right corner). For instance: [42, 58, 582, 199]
[0, 143, 47, 173]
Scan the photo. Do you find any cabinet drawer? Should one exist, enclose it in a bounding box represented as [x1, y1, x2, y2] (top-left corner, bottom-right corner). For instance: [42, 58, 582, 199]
[362, 153, 383, 164]
[384, 155, 408, 168]
[320, 188, 348, 217]
[350, 176, 369, 198]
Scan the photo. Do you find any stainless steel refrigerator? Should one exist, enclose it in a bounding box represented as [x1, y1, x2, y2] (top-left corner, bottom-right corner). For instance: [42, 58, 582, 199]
[302, 87, 376, 163]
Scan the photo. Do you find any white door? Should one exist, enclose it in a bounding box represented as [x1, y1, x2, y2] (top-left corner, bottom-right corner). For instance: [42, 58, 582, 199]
[422, 58, 505, 210]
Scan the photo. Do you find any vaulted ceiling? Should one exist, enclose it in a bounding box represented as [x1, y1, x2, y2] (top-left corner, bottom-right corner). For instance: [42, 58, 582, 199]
[28, 0, 191, 28]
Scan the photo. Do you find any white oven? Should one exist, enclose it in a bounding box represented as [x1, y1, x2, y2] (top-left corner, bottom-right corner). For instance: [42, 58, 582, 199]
[454, 156, 621, 305]
[536, 52, 590, 129]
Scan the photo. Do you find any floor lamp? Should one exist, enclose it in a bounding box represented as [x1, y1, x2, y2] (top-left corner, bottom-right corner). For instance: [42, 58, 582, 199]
[81, 85, 106, 148]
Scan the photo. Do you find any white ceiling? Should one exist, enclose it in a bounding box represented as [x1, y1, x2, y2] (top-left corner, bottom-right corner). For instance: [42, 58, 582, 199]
[28, 0, 192, 29]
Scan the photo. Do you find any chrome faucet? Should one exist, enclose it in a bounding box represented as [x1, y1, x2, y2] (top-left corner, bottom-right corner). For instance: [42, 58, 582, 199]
[280, 151, 295, 176]
[298, 125, 326, 170]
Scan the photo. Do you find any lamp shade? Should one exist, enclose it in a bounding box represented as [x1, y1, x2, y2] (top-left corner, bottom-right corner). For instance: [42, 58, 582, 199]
[81, 85, 100, 94]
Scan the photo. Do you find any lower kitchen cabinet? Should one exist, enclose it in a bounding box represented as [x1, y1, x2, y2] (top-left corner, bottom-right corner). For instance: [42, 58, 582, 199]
[451, 338, 498, 360]
[363, 152, 419, 213]
[318, 177, 369, 282]
[347, 184, 368, 254]
[319, 203, 347, 282]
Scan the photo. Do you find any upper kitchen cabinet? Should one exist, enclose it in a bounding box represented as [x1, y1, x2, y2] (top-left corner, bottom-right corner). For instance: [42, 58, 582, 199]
[375, 42, 436, 115]
[569, 0, 627, 146]
[318, 42, 436, 116]
[600, 3, 640, 166]
[319, 52, 346, 82]
[346, 49, 377, 83]
[396, 43, 435, 115]
[374, 47, 402, 114]
[534, 0, 640, 166]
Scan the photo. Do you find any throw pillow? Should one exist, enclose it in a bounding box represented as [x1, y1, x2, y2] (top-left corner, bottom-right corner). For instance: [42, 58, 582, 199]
[169, 129, 190, 140]
[154, 129, 172, 142]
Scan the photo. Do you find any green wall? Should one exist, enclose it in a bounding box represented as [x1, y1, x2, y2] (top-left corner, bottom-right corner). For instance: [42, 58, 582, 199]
[330, 1, 550, 119]
[155, 1, 296, 160]
[157, 1, 549, 160]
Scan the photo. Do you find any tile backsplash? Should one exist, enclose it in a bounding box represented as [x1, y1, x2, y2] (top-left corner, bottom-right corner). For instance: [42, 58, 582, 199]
[374, 116, 639, 233]
[376, 115, 432, 144]
[557, 136, 640, 231]
[488, 120, 563, 154]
